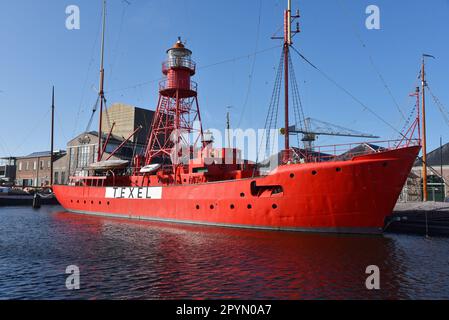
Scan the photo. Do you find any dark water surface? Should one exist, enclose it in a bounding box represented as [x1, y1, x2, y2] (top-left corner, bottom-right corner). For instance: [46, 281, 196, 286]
[0, 206, 448, 299]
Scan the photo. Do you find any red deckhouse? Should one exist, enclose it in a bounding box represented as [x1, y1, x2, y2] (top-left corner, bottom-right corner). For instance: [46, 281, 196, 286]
[53, 1, 421, 234]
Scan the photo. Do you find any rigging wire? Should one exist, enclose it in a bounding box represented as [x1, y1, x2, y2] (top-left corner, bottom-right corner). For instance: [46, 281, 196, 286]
[336, 0, 406, 121]
[106, 45, 281, 94]
[72, 7, 103, 137]
[12, 109, 51, 155]
[290, 46, 407, 139]
[257, 49, 284, 162]
[288, 52, 307, 147]
[427, 83, 449, 128]
[109, 0, 130, 90]
[237, 0, 263, 127]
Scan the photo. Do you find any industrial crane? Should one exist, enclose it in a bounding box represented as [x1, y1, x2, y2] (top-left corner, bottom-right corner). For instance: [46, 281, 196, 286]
[283, 117, 379, 150]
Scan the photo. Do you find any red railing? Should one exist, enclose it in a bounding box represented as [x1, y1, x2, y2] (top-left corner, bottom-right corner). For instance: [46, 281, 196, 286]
[159, 79, 197, 92]
[284, 139, 421, 164]
[162, 58, 196, 74]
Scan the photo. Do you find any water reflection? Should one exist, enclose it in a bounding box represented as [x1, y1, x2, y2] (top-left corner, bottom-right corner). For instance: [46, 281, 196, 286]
[0, 207, 448, 299]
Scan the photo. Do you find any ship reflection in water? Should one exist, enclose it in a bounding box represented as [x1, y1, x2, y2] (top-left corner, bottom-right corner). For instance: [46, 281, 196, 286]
[0, 206, 448, 299]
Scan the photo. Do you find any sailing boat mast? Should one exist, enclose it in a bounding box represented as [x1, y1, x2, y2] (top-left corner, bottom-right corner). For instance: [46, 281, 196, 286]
[97, 0, 106, 162]
[420, 54, 435, 202]
[50, 86, 55, 186]
[283, 0, 292, 153]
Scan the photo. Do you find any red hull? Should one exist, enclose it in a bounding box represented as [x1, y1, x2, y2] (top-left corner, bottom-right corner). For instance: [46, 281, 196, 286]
[53, 146, 420, 234]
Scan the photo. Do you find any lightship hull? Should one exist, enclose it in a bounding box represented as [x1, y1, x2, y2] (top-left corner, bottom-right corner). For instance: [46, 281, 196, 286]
[53, 146, 420, 234]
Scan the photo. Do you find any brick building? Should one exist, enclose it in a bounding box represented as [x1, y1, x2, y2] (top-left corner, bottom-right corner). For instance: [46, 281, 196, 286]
[15, 151, 66, 187]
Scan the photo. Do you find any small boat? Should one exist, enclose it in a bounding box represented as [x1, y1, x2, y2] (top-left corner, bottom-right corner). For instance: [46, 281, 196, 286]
[88, 160, 129, 170]
[0, 187, 59, 206]
[140, 163, 162, 173]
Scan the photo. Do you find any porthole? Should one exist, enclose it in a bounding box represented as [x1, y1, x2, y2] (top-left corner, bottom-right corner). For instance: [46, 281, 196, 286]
[336, 167, 342, 172]
[76, 200, 79, 203]
[107, 201, 110, 206]
[290, 173, 295, 178]
[70, 200, 73, 203]
[210, 205, 214, 209]
[99, 201, 102, 205]
[240, 192, 245, 198]
[272, 204, 278, 209]
[312, 170, 317, 175]
[196, 205, 200, 210]
[84, 200, 86, 204]
[91, 201, 94, 204]
[247, 204, 252, 209]
[383, 162, 388, 167]
[230, 204, 235, 209]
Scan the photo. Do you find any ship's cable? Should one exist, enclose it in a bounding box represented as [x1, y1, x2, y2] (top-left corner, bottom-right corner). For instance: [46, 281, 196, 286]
[237, 0, 263, 128]
[72, 8, 103, 137]
[106, 46, 281, 94]
[427, 83, 449, 128]
[336, 0, 406, 121]
[290, 46, 407, 139]
[257, 49, 284, 164]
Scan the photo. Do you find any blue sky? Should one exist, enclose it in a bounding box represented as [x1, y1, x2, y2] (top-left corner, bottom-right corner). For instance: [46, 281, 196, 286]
[0, 0, 448, 159]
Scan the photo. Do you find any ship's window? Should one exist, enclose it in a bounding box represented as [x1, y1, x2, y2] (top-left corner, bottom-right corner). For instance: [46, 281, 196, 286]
[196, 205, 200, 210]
[336, 167, 342, 172]
[84, 200, 86, 204]
[76, 200, 79, 203]
[99, 201, 102, 205]
[107, 201, 110, 206]
[230, 204, 235, 209]
[240, 192, 245, 197]
[210, 205, 214, 209]
[247, 204, 252, 209]
[290, 173, 295, 178]
[70, 200, 73, 203]
[312, 170, 317, 175]
[272, 204, 278, 209]
[383, 162, 388, 167]
[91, 201, 94, 204]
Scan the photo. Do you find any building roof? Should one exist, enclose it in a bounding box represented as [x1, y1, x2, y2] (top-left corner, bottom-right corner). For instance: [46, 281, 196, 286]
[17, 150, 66, 159]
[414, 142, 449, 167]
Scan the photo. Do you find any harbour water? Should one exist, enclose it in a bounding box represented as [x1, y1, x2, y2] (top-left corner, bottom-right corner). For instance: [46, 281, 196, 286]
[1, 206, 448, 300]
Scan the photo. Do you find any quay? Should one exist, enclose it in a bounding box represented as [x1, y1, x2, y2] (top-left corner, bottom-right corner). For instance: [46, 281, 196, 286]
[386, 202, 449, 236]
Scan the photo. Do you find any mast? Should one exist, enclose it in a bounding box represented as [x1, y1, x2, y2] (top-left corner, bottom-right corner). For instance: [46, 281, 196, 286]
[283, 0, 292, 153]
[97, 0, 106, 162]
[50, 86, 55, 187]
[421, 55, 429, 201]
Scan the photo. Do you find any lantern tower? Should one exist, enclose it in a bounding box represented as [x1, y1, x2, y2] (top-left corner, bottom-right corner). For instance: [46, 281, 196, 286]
[144, 38, 204, 168]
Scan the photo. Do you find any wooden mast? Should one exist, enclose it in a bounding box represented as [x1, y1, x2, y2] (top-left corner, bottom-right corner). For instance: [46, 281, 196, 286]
[420, 54, 435, 201]
[97, 0, 106, 162]
[421, 56, 428, 201]
[50, 86, 55, 187]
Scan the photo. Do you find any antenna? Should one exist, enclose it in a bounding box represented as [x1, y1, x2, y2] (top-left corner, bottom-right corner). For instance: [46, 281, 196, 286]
[226, 106, 233, 148]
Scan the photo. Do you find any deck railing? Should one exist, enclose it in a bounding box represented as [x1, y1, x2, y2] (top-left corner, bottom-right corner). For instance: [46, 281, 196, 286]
[284, 139, 421, 164]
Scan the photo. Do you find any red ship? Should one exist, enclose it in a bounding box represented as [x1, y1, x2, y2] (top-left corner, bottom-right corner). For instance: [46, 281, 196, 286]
[53, 1, 421, 234]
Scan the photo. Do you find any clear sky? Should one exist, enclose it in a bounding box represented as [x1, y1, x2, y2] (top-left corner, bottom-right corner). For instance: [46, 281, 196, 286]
[0, 0, 448, 159]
